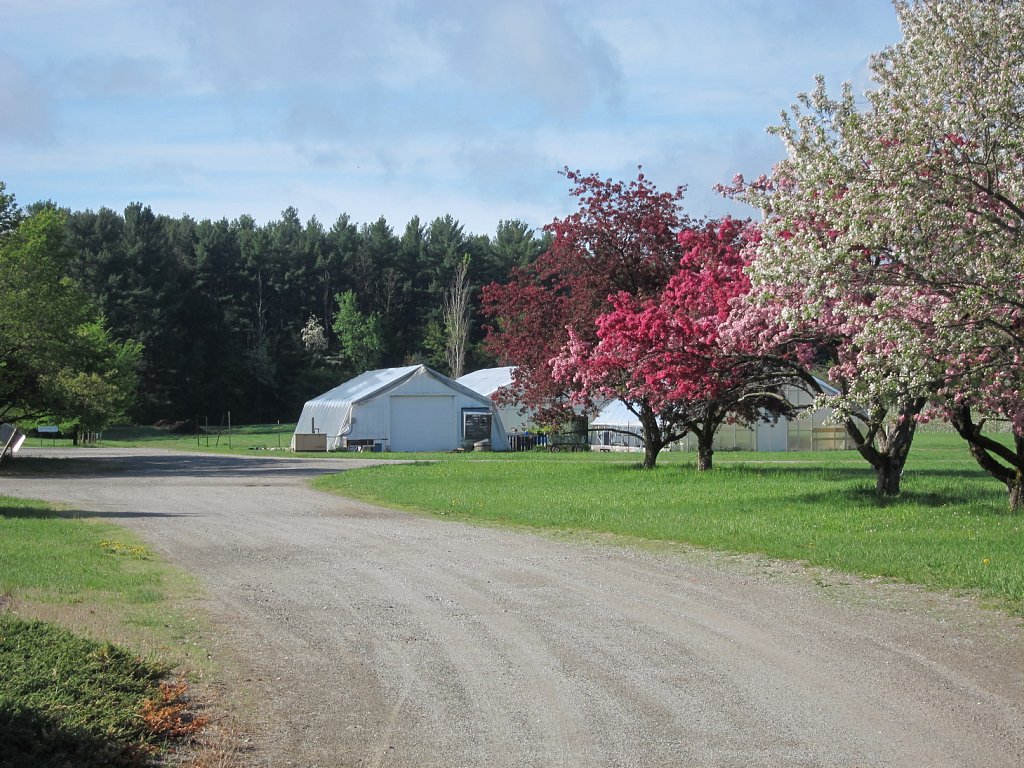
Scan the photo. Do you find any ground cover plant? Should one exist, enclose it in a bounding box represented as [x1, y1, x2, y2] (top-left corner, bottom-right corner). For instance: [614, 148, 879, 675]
[0, 496, 211, 765]
[0, 615, 204, 768]
[314, 432, 1024, 613]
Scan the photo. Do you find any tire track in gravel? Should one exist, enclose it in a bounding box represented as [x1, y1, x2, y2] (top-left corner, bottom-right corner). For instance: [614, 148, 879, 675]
[2, 447, 1023, 767]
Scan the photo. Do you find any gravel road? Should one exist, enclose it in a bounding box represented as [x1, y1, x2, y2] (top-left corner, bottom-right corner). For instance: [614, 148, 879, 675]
[2, 447, 1022, 767]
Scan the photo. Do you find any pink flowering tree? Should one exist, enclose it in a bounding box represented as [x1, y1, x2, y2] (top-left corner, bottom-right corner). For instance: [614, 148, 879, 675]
[717, 203, 934, 497]
[552, 218, 794, 470]
[735, 0, 1024, 510]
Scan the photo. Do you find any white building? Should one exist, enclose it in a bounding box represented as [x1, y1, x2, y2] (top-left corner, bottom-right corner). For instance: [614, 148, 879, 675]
[292, 364, 508, 452]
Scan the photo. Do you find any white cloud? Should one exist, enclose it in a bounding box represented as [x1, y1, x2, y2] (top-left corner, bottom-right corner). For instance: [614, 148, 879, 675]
[0, 0, 902, 234]
[437, 0, 623, 121]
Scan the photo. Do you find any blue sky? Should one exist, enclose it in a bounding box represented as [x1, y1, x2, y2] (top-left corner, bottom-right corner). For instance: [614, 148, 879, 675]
[0, 0, 901, 236]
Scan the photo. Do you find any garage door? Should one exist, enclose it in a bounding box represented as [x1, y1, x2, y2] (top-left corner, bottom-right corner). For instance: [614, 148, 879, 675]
[389, 395, 456, 452]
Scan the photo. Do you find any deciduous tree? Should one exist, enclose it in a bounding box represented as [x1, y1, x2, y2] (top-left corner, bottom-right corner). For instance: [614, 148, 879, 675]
[0, 205, 140, 428]
[332, 290, 384, 374]
[442, 256, 472, 379]
[553, 218, 793, 469]
[735, 0, 1024, 508]
[482, 168, 688, 425]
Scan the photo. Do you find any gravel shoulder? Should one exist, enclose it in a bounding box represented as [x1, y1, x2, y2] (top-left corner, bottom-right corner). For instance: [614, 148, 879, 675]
[2, 447, 1022, 767]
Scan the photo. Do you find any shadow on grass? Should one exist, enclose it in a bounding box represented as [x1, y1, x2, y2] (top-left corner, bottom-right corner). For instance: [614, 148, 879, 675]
[615, 462, 879, 481]
[792, 477, 1008, 510]
[607, 460, 1010, 510]
[712, 462, 986, 480]
[0, 616, 169, 768]
[0, 705, 152, 768]
[843, 487, 1003, 512]
[793, 486, 999, 509]
[0, 501, 50, 518]
[0, 503, 195, 520]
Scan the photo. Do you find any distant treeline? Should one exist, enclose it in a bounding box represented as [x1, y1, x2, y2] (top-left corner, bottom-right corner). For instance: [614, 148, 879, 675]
[56, 203, 549, 424]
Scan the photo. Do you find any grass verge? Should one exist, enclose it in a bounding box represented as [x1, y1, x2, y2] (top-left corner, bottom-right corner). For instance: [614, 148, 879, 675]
[314, 433, 1024, 614]
[0, 496, 206, 660]
[0, 496, 219, 766]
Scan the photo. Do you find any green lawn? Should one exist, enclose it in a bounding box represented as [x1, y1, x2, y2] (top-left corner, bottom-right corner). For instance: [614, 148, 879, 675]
[2, 497, 164, 603]
[99, 423, 296, 453]
[0, 496, 203, 655]
[314, 432, 1024, 613]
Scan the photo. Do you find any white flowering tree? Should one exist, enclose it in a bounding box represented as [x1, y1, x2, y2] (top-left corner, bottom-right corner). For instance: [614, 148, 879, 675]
[737, 0, 1024, 511]
[719, 273, 932, 497]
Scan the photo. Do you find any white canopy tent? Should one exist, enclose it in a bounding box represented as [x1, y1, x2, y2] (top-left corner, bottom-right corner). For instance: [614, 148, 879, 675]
[292, 364, 508, 452]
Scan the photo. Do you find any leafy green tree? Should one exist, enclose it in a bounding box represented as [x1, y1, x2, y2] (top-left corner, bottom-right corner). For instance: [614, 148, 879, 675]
[51, 322, 143, 442]
[419, 317, 448, 371]
[321, 214, 360, 340]
[0, 181, 23, 236]
[0, 204, 140, 426]
[332, 290, 384, 374]
[67, 202, 189, 421]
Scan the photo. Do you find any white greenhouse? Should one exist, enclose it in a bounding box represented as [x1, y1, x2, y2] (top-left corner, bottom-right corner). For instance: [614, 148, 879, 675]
[292, 364, 508, 452]
[589, 380, 853, 453]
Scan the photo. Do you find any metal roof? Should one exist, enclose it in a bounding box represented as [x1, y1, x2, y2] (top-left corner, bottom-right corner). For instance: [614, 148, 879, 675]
[455, 366, 516, 398]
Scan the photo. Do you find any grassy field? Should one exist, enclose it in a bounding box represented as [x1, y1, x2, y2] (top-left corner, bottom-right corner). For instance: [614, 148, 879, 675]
[0, 496, 212, 766]
[313, 432, 1024, 614]
[100, 423, 297, 453]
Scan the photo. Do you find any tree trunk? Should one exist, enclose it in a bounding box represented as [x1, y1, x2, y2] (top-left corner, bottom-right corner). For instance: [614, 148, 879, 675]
[846, 396, 925, 497]
[949, 405, 1024, 514]
[637, 405, 663, 469]
[1008, 478, 1023, 514]
[696, 430, 714, 472]
[874, 455, 906, 496]
[642, 440, 660, 470]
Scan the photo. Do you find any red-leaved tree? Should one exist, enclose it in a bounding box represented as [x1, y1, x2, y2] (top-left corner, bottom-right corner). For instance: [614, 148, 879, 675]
[481, 168, 688, 425]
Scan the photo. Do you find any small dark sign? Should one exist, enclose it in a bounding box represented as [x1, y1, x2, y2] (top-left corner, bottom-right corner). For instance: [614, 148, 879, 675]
[463, 412, 491, 442]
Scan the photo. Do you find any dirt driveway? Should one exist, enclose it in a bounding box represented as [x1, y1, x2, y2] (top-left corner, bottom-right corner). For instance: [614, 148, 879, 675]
[2, 447, 1022, 767]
